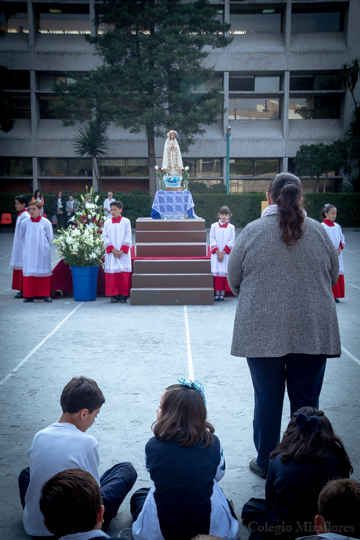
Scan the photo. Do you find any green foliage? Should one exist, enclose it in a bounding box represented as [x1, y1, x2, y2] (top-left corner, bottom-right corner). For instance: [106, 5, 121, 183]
[2, 192, 360, 228]
[192, 193, 266, 227]
[208, 183, 227, 194]
[188, 181, 209, 193]
[73, 120, 109, 159]
[303, 193, 360, 227]
[294, 141, 347, 193]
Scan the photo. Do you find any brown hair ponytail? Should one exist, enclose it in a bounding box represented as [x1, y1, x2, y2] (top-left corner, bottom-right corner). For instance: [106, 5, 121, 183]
[268, 173, 304, 247]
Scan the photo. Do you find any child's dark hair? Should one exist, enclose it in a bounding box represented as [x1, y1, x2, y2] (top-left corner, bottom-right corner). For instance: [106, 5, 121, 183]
[321, 203, 336, 221]
[15, 195, 28, 205]
[153, 384, 214, 447]
[60, 377, 105, 414]
[270, 406, 352, 475]
[268, 172, 304, 247]
[34, 189, 41, 198]
[110, 200, 123, 210]
[40, 469, 101, 537]
[218, 205, 231, 217]
[318, 478, 360, 538]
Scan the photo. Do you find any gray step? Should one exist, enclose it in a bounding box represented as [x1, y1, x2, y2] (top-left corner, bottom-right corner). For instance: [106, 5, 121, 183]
[132, 259, 211, 274]
[130, 288, 214, 305]
[136, 243, 207, 257]
[136, 230, 206, 243]
[132, 273, 213, 288]
[136, 217, 205, 231]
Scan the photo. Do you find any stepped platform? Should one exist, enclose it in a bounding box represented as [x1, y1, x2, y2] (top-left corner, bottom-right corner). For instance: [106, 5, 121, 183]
[130, 218, 213, 306]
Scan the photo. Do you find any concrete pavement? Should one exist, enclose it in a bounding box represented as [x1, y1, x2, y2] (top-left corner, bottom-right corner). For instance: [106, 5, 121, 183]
[0, 229, 359, 539]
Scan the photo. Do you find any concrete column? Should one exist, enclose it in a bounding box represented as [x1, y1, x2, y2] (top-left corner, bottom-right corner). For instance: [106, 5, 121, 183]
[222, 0, 230, 186]
[282, 0, 292, 172]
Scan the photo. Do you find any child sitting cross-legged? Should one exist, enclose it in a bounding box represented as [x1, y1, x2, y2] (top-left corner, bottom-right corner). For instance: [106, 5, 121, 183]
[19, 376, 137, 537]
[131, 378, 239, 540]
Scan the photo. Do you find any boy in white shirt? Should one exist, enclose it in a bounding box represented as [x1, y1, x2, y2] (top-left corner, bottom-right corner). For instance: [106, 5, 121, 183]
[19, 376, 137, 537]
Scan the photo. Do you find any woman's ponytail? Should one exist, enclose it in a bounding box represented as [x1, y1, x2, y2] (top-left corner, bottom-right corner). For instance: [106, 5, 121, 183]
[268, 173, 304, 247]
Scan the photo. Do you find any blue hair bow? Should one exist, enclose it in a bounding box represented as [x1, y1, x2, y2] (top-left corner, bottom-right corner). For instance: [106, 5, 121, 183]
[178, 377, 206, 406]
[295, 412, 319, 432]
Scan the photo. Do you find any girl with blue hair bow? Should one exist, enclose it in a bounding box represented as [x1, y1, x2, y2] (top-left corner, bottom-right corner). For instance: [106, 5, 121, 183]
[131, 378, 239, 540]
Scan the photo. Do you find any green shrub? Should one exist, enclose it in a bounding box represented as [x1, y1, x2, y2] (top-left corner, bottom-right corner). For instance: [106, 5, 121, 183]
[208, 183, 227, 194]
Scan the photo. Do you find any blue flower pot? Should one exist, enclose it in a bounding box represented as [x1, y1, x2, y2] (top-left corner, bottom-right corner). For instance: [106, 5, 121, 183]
[70, 266, 99, 301]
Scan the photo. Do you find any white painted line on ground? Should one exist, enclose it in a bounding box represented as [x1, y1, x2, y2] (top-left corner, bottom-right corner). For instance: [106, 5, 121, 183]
[348, 283, 360, 291]
[0, 302, 83, 387]
[0, 288, 11, 295]
[0, 253, 11, 260]
[345, 250, 360, 257]
[341, 346, 360, 367]
[184, 305, 194, 379]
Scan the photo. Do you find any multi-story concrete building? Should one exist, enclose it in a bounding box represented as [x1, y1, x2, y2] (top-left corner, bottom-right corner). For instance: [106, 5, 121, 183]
[0, 0, 359, 195]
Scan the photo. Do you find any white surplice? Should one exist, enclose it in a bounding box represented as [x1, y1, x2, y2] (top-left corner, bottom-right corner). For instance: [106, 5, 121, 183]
[210, 221, 235, 277]
[103, 217, 132, 273]
[20, 217, 53, 277]
[10, 210, 30, 270]
[321, 221, 345, 275]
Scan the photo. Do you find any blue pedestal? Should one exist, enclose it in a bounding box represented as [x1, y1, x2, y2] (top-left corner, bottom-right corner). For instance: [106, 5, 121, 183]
[70, 266, 99, 301]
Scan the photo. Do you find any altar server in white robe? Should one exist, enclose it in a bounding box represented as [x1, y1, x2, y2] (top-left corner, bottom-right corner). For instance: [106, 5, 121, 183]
[21, 200, 53, 303]
[102, 200, 132, 303]
[210, 205, 235, 301]
[10, 195, 30, 298]
[321, 203, 345, 302]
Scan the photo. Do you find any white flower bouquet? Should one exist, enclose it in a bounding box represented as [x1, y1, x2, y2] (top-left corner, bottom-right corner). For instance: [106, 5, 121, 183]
[53, 190, 104, 267]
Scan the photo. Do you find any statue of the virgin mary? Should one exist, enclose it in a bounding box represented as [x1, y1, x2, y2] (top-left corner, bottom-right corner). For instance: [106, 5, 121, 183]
[162, 130, 183, 176]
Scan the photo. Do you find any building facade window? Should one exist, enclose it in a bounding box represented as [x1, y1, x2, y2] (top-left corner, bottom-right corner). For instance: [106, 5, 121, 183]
[230, 158, 279, 178]
[100, 159, 148, 177]
[39, 95, 60, 119]
[291, 6, 345, 33]
[0, 157, 32, 176]
[229, 98, 280, 120]
[40, 158, 92, 176]
[289, 96, 342, 120]
[230, 7, 283, 35]
[0, 2, 28, 33]
[229, 75, 281, 92]
[36, 4, 90, 34]
[289, 72, 343, 120]
[38, 73, 67, 91]
[290, 74, 342, 91]
[183, 158, 222, 178]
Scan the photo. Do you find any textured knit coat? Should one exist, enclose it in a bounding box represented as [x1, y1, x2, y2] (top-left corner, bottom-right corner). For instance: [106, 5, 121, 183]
[227, 215, 341, 358]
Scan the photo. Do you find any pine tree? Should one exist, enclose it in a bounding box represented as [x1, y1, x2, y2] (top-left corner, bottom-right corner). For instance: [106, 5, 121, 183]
[53, 0, 231, 195]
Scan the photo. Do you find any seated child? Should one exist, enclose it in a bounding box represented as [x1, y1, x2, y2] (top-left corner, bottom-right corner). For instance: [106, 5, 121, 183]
[310, 478, 360, 540]
[242, 406, 352, 540]
[40, 469, 128, 540]
[10, 195, 29, 298]
[131, 378, 239, 540]
[19, 376, 137, 537]
[102, 201, 132, 303]
[210, 206, 235, 301]
[20, 199, 53, 303]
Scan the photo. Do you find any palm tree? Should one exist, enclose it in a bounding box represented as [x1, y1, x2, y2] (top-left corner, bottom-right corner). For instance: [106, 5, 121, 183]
[73, 119, 109, 192]
[339, 57, 359, 111]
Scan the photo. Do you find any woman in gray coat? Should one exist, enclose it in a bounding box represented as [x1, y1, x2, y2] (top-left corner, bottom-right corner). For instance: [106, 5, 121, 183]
[227, 173, 341, 479]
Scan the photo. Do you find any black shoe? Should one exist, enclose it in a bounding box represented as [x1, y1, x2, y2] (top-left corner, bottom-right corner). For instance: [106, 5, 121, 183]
[249, 458, 267, 479]
[15, 291, 23, 298]
[44, 296, 52, 303]
[110, 296, 119, 303]
[119, 295, 128, 303]
[335, 298, 340, 303]
[219, 294, 225, 301]
[23, 297, 34, 303]
[214, 295, 220, 301]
